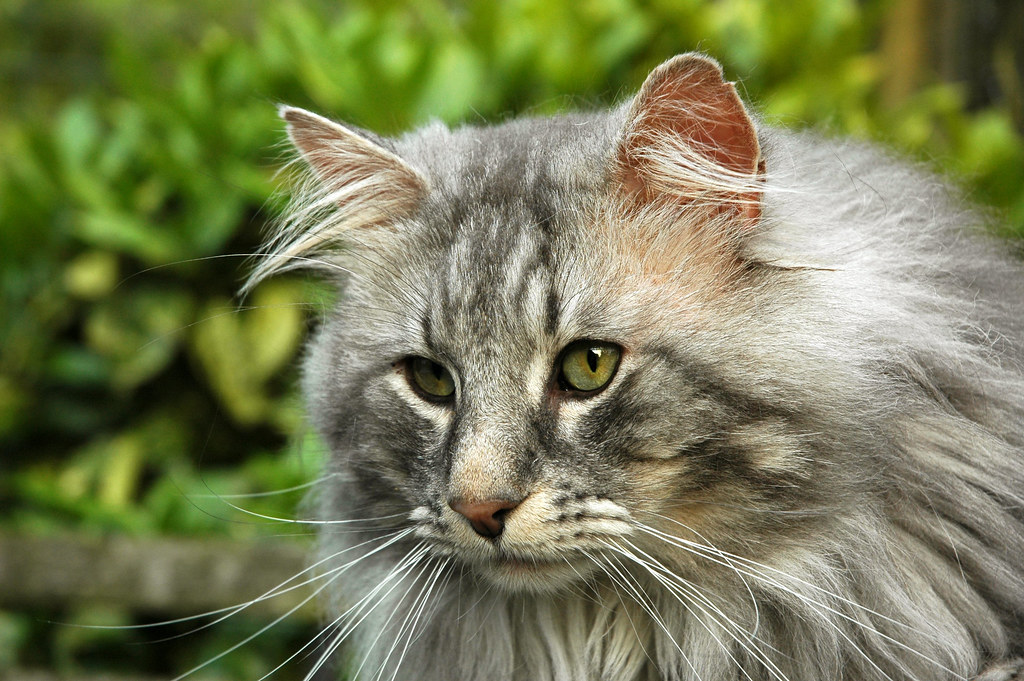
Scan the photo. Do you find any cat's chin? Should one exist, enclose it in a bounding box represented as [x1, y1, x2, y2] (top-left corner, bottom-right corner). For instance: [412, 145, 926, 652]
[474, 555, 595, 594]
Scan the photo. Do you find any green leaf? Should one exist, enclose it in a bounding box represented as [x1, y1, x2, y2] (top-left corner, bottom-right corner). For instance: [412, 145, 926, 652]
[84, 286, 194, 391]
[0, 611, 31, 669]
[75, 209, 184, 264]
[0, 375, 29, 441]
[54, 99, 101, 173]
[97, 433, 145, 508]
[414, 41, 485, 123]
[64, 250, 120, 300]
[190, 280, 305, 426]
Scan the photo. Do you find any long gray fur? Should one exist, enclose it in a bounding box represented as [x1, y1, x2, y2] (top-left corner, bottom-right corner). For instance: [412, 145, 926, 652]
[266, 54, 1024, 681]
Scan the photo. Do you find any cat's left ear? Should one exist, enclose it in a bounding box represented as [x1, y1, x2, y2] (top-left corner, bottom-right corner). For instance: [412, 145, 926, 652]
[246, 107, 429, 289]
[613, 54, 764, 226]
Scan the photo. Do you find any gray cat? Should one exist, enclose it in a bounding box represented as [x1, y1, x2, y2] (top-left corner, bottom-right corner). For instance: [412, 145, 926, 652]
[254, 54, 1024, 681]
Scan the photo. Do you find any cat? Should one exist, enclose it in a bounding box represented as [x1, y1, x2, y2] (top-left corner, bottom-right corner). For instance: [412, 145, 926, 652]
[252, 54, 1024, 681]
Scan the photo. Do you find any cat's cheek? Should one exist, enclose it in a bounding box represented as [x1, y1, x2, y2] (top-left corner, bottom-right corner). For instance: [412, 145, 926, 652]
[552, 381, 627, 443]
[625, 457, 694, 507]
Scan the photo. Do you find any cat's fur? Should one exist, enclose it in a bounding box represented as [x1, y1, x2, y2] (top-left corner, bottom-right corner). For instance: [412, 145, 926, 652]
[257, 54, 1024, 681]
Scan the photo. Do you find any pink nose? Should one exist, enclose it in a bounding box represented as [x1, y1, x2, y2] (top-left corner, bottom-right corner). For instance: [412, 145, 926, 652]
[448, 499, 520, 539]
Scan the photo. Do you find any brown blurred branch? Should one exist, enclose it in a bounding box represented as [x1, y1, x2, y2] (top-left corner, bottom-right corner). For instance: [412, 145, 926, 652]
[0, 671, 167, 681]
[0, 533, 316, 619]
[880, 0, 928, 108]
[881, 0, 1024, 131]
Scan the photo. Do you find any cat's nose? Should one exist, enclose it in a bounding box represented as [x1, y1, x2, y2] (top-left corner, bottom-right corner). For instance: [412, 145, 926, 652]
[448, 498, 520, 539]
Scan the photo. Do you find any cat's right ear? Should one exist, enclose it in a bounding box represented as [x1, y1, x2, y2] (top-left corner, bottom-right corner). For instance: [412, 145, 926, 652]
[280, 105, 428, 225]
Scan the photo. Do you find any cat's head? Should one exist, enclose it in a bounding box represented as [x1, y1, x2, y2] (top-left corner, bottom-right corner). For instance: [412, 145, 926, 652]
[266, 54, 863, 594]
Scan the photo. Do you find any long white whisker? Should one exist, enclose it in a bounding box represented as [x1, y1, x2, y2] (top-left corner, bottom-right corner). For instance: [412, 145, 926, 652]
[193, 475, 336, 499]
[608, 545, 757, 681]
[206, 497, 409, 527]
[168, 563, 341, 681]
[640, 512, 933, 636]
[381, 557, 452, 681]
[633, 520, 955, 678]
[249, 544, 421, 679]
[580, 552, 655, 672]
[588, 548, 704, 681]
[352, 554, 435, 681]
[72, 528, 414, 638]
[304, 543, 431, 681]
[559, 556, 604, 604]
[254, 622, 339, 681]
[607, 538, 786, 681]
[638, 519, 763, 640]
[115, 253, 355, 293]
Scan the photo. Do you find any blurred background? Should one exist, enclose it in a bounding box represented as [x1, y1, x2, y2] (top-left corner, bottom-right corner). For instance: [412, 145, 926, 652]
[1, 0, 1022, 679]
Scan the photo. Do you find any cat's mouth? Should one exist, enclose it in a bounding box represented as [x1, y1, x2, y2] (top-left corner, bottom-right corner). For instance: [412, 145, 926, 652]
[478, 551, 594, 592]
[494, 553, 560, 572]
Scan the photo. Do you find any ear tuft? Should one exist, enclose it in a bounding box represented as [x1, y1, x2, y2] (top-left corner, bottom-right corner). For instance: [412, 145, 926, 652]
[246, 107, 429, 289]
[615, 54, 763, 223]
[279, 105, 428, 208]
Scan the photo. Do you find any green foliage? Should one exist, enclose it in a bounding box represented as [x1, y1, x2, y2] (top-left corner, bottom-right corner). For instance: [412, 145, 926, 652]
[1, 0, 1022, 678]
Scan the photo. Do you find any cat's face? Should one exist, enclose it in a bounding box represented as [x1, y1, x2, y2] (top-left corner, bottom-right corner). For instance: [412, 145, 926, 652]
[313, 206, 714, 592]
[278, 55, 835, 596]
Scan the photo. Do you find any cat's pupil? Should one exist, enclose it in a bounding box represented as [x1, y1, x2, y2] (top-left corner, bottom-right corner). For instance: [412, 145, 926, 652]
[586, 348, 600, 373]
[431, 363, 444, 380]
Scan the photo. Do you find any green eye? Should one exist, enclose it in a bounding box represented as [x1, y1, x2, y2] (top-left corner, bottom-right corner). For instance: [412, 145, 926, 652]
[407, 357, 456, 400]
[559, 341, 622, 393]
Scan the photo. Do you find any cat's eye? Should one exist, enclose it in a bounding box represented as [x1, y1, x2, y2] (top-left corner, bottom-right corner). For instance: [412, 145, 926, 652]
[558, 341, 622, 393]
[406, 357, 456, 401]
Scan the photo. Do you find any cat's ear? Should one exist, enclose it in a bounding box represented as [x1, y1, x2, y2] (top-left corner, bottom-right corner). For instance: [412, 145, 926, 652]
[613, 54, 763, 225]
[246, 107, 429, 289]
[280, 105, 428, 224]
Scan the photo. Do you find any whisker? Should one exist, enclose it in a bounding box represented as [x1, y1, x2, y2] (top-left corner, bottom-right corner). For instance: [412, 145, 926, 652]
[305, 543, 431, 681]
[66, 528, 416, 637]
[633, 518, 957, 678]
[355, 551, 438, 681]
[613, 548, 756, 681]
[388, 561, 454, 681]
[259, 540, 431, 681]
[205, 494, 409, 527]
[558, 557, 604, 604]
[580, 551, 656, 673]
[112, 252, 313, 290]
[379, 557, 452, 681]
[131, 300, 323, 353]
[588, 548, 705, 681]
[168, 564, 340, 681]
[638, 513, 933, 634]
[192, 474, 338, 499]
[606, 538, 785, 681]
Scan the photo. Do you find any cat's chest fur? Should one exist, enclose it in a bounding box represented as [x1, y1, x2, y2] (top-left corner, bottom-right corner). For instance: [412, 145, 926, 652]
[264, 54, 1024, 681]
